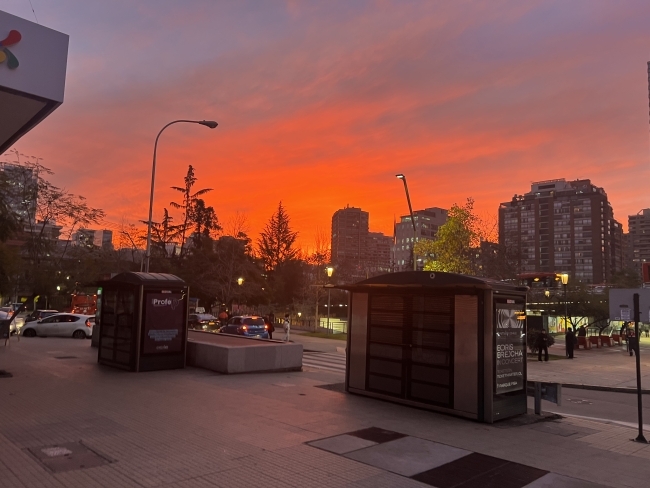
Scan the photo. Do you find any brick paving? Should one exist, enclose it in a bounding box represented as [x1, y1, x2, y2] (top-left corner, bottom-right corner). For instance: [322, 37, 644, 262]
[0, 337, 648, 487]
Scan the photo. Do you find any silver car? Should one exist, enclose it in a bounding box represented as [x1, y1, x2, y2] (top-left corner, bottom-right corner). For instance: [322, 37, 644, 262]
[20, 313, 94, 339]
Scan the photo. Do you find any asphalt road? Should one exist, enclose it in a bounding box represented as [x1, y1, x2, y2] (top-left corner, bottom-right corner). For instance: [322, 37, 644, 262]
[529, 387, 650, 430]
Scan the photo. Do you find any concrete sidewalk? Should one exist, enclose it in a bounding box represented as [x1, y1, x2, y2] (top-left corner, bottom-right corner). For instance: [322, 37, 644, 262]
[1, 337, 649, 487]
[528, 338, 650, 391]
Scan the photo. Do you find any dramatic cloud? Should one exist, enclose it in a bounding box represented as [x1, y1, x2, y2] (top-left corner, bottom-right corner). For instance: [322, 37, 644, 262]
[3, 0, 650, 247]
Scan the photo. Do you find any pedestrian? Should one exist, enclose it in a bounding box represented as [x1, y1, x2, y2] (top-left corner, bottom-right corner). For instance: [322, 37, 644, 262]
[283, 314, 291, 342]
[265, 315, 275, 340]
[536, 329, 549, 362]
[628, 326, 638, 357]
[218, 309, 228, 326]
[645, 326, 649, 338]
[577, 325, 587, 337]
[565, 327, 576, 359]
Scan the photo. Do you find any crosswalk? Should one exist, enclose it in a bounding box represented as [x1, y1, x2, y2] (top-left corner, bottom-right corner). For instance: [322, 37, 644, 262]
[303, 352, 347, 374]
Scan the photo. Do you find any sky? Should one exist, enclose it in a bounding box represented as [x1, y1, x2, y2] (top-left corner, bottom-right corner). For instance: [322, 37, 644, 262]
[3, 0, 650, 250]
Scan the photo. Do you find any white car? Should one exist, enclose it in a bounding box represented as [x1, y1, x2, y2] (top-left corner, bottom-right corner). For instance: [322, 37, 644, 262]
[20, 313, 93, 339]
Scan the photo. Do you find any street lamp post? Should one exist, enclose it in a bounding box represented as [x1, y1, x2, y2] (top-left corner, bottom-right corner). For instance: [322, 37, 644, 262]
[396, 174, 417, 271]
[144, 119, 218, 273]
[326, 266, 334, 334]
[560, 273, 569, 331]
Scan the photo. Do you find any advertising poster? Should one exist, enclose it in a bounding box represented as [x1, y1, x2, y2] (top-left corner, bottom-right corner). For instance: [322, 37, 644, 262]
[143, 293, 184, 354]
[495, 303, 526, 394]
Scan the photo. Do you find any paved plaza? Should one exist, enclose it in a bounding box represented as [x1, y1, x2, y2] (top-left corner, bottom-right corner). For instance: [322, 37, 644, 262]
[1, 337, 649, 487]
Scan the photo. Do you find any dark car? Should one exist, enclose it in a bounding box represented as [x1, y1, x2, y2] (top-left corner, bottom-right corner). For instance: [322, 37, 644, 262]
[219, 316, 269, 339]
[188, 313, 219, 331]
[25, 309, 59, 323]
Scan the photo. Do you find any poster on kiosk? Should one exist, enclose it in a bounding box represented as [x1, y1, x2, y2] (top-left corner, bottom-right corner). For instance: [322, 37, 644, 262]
[495, 301, 526, 395]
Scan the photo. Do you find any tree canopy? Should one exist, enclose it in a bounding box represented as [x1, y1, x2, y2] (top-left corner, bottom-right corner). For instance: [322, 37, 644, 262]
[257, 202, 298, 271]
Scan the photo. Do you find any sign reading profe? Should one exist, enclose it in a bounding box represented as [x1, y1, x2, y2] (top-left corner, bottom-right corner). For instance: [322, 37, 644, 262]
[143, 293, 184, 354]
[495, 304, 526, 394]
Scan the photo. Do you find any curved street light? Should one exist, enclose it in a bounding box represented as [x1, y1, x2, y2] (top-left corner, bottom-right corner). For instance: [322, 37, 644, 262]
[396, 174, 417, 271]
[144, 119, 218, 273]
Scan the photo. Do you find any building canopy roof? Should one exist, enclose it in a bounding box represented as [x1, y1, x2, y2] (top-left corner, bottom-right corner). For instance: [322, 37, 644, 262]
[101, 272, 186, 286]
[338, 271, 527, 293]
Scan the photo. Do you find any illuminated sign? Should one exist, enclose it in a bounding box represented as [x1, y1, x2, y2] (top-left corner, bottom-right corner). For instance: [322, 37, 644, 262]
[0, 29, 21, 69]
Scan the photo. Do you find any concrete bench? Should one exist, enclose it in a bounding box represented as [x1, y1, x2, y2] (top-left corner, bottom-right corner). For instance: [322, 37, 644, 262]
[577, 336, 591, 350]
[611, 334, 622, 346]
[599, 336, 613, 347]
[587, 336, 600, 348]
[186, 331, 303, 374]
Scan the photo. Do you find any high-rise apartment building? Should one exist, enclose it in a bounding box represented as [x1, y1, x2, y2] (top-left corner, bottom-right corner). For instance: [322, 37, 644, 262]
[499, 179, 621, 284]
[393, 207, 448, 272]
[366, 232, 393, 274]
[628, 209, 650, 277]
[331, 206, 369, 267]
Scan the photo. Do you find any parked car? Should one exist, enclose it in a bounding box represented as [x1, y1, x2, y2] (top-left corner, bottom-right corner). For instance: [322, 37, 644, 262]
[20, 313, 93, 339]
[188, 313, 219, 331]
[218, 316, 269, 339]
[24, 309, 59, 323]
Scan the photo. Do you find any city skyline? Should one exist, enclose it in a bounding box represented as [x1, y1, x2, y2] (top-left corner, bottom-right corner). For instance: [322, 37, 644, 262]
[3, 1, 650, 248]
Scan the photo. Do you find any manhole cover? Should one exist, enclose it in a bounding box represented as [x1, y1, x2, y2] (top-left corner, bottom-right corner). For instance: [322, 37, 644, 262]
[0, 370, 12, 378]
[54, 356, 78, 360]
[28, 442, 110, 473]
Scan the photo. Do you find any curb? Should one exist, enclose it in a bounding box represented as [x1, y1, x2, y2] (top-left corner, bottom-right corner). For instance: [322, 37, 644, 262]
[557, 383, 650, 395]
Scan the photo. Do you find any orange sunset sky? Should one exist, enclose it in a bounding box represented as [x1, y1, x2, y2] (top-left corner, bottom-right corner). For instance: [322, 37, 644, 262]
[3, 1, 650, 250]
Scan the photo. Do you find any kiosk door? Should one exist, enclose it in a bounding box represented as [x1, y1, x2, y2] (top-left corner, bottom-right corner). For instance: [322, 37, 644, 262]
[366, 294, 454, 408]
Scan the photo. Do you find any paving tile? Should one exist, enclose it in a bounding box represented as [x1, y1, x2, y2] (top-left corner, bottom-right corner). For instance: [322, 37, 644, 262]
[345, 436, 470, 477]
[309, 434, 378, 454]
[524, 472, 608, 488]
[348, 427, 408, 444]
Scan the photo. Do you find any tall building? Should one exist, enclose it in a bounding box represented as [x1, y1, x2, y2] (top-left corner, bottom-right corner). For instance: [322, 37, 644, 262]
[628, 209, 650, 277]
[366, 232, 392, 274]
[499, 179, 622, 284]
[393, 207, 448, 272]
[71, 229, 113, 250]
[331, 206, 369, 267]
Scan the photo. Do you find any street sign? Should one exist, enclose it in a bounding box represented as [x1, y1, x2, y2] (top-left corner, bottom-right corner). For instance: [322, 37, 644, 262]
[609, 289, 650, 322]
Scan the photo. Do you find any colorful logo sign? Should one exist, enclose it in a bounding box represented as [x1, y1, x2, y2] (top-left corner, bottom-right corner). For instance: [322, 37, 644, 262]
[0, 30, 21, 70]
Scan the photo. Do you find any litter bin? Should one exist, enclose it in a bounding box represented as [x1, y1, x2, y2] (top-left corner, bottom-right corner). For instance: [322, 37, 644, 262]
[340, 271, 528, 423]
[97, 272, 188, 372]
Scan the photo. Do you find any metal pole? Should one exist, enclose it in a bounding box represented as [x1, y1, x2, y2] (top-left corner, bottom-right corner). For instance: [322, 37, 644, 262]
[327, 288, 331, 334]
[144, 119, 217, 273]
[398, 176, 417, 271]
[564, 285, 569, 332]
[633, 293, 647, 443]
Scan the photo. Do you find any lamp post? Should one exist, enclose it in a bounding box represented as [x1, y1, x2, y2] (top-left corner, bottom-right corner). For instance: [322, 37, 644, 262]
[560, 273, 569, 331]
[326, 266, 334, 334]
[144, 119, 218, 273]
[236, 277, 244, 314]
[396, 174, 417, 271]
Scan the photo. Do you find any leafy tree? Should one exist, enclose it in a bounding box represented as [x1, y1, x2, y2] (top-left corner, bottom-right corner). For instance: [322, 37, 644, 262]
[257, 202, 298, 271]
[610, 269, 642, 288]
[170, 165, 212, 258]
[414, 198, 479, 274]
[191, 198, 220, 248]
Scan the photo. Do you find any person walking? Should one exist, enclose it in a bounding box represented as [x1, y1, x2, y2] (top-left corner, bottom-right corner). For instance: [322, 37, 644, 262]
[536, 329, 549, 362]
[265, 315, 275, 340]
[283, 314, 291, 342]
[628, 326, 638, 357]
[565, 327, 576, 359]
[577, 325, 587, 337]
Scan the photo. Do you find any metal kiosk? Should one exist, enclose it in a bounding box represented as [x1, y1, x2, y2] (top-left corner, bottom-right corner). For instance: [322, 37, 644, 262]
[97, 272, 188, 372]
[341, 271, 528, 423]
